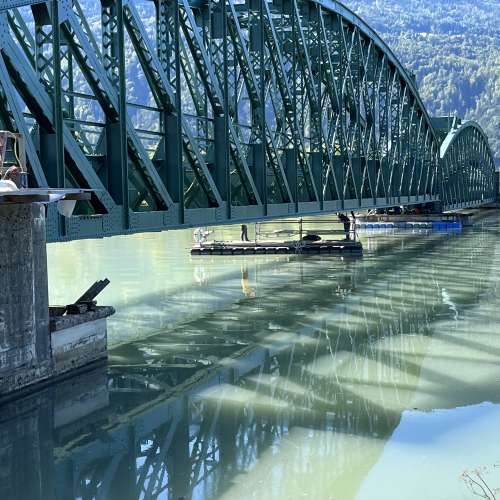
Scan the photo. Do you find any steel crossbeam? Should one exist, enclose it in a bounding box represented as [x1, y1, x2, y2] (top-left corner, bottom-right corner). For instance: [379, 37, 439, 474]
[0, 0, 47, 9]
[0, 0, 495, 242]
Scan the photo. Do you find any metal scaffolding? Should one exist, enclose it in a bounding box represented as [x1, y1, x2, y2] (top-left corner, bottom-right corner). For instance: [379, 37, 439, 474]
[0, 0, 496, 241]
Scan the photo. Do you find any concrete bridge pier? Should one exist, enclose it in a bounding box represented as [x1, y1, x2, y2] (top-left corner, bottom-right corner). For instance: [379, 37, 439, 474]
[0, 203, 52, 394]
[0, 197, 114, 398]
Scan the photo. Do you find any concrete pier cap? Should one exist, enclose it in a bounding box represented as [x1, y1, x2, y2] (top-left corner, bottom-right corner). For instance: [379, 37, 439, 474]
[0, 190, 114, 399]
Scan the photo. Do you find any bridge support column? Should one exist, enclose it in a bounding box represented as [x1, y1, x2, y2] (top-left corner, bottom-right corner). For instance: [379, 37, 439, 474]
[0, 203, 51, 395]
[0, 199, 114, 398]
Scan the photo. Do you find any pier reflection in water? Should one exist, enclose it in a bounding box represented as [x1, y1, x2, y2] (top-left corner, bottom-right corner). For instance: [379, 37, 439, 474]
[3, 214, 500, 499]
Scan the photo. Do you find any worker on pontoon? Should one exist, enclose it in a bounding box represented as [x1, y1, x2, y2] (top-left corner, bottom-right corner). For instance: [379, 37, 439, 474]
[338, 213, 351, 240]
[240, 224, 249, 242]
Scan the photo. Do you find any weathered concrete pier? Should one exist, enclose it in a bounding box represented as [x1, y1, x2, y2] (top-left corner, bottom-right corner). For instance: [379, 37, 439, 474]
[0, 194, 113, 398]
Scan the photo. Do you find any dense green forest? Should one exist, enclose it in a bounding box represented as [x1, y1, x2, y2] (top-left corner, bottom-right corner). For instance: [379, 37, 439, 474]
[343, 0, 499, 163]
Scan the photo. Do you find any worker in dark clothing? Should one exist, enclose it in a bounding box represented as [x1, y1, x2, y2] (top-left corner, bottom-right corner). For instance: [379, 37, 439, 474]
[240, 224, 249, 242]
[338, 213, 351, 240]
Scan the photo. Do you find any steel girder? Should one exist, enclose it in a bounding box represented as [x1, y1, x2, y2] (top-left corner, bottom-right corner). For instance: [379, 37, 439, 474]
[0, 0, 494, 242]
[0, 0, 48, 9]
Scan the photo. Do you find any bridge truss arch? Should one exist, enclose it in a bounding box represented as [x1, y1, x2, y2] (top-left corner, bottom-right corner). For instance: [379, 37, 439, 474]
[0, 0, 495, 240]
[440, 121, 497, 211]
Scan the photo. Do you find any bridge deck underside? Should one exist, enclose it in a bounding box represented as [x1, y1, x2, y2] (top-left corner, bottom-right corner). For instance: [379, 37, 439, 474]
[0, 0, 495, 241]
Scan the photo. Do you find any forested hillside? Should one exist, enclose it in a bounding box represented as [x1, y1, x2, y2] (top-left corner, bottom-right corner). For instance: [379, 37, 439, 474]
[342, 0, 499, 162]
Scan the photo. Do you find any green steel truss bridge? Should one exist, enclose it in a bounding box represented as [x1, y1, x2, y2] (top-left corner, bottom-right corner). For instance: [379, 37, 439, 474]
[0, 0, 496, 241]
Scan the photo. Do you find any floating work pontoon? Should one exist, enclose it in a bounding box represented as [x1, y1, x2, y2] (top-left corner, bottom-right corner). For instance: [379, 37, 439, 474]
[191, 218, 363, 256]
[355, 212, 469, 232]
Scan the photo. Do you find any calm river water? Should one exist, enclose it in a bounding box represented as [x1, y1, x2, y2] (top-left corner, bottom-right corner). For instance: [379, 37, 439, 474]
[2, 212, 500, 500]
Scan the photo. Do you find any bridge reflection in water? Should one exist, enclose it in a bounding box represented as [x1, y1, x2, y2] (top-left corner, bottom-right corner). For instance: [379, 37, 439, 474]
[2, 216, 500, 500]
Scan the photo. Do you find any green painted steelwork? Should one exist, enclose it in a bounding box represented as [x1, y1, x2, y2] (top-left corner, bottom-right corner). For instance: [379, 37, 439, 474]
[0, 0, 496, 241]
[440, 120, 497, 211]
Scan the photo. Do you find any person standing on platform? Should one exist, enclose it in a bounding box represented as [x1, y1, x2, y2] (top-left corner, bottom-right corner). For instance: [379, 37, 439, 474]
[240, 224, 250, 242]
[338, 213, 351, 240]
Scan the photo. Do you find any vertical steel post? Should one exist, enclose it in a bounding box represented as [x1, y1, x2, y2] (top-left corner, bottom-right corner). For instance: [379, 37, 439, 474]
[116, 0, 129, 227]
[102, 0, 129, 227]
[258, 0, 267, 212]
[51, 0, 64, 189]
[158, 0, 184, 223]
[287, 0, 298, 210]
[211, 0, 231, 216]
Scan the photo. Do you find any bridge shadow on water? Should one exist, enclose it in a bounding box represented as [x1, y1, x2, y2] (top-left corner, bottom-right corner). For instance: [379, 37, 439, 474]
[104, 224, 418, 346]
[2, 220, 500, 499]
